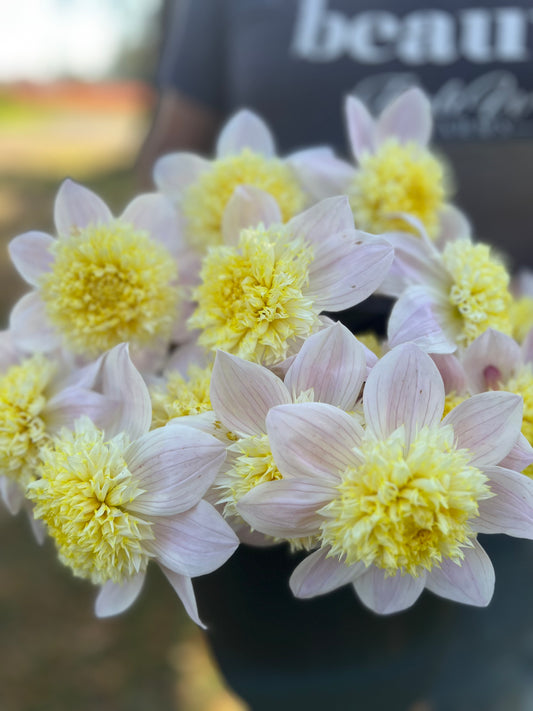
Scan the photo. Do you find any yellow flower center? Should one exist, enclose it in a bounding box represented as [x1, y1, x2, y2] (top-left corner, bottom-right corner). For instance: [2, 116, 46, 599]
[150, 364, 213, 428]
[189, 225, 317, 365]
[27, 418, 154, 585]
[442, 240, 512, 346]
[348, 139, 448, 238]
[510, 295, 533, 343]
[182, 148, 306, 249]
[40, 222, 180, 357]
[319, 425, 490, 576]
[503, 366, 533, 478]
[0, 354, 55, 488]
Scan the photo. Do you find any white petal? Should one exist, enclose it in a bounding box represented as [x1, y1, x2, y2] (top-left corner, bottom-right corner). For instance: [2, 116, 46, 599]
[0, 330, 20, 372]
[148, 501, 239, 577]
[499, 433, 533, 472]
[463, 329, 521, 394]
[95, 573, 145, 617]
[266, 402, 363, 484]
[54, 179, 112, 236]
[210, 351, 291, 436]
[425, 540, 494, 607]
[437, 204, 471, 244]
[345, 94, 376, 161]
[120, 193, 183, 256]
[287, 195, 354, 246]
[287, 147, 354, 199]
[222, 185, 282, 245]
[376, 87, 432, 146]
[153, 152, 210, 197]
[290, 547, 365, 598]
[159, 566, 206, 628]
[379, 231, 447, 297]
[216, 109, 275, 157]
[10, 292, 59, 352]
[125, 425, 226, 515]
[443, 391, 523, 466]
[8, 231, 54, 286]
[0, 477, 23, 515]
[387, 287, 456, 354]
[45, 388, 110, 433]
[284, 323, 367, 409]
[236, 479, 333, 538]
[364, 343, 445, 445]
[353, 567, 426, 614]
[474, 465, 533, 538]
[431, 354, 468, 395]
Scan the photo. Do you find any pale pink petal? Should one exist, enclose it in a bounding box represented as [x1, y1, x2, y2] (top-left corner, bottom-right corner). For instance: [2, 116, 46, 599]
[425, 540, 494, 606]
[125, 425, 225, 516]
[364, 343, 445, 445]
[44, 388, 111, 433]
[345, 94, 376, 161]
[54, 179, 112, 236]
[462, 329, 521, 394]
[499, 433, 533, 472]
[94, 572, 145, 617]
[98, 343, 152, 440]
[164, 341, 209, 376]
[284, 323, 367, 409]
[153, 152, 210, 197]
[437, 204, 471, 244]
[379, 231, 447, 297]
[287, 195, 354, 247]
[387, 287, 456, 354]
[10, 292, 59, 352]
[120, 193, 184, 256]
[473, 465, 533, 537]
[28, 511, 46, 545]
[353, 567, 426, 614]
[431, 354, 467, 394]
[306, 232, 394, 311]
[210, 351, 291, 436]
[8, 231, 54, 286]
[222, 185, 282, 245]
[236, 479, 333, 538]
[522, 328, 533, 363]
[442, 391, 523, 466]
[159, 566, 206, 628]
[290, 547, 366, 598]
[0, 477, 23, 515]
[0, 330, 20, 372]
[147, 501, 239, 577]
[216, 109, 275, 158]
[287, 147, 354, 199]
[266, 403, 364, 484]
[375, 87, 432, 146]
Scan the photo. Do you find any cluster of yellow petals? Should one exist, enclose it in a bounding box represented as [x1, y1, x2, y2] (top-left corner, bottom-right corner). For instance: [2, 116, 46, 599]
[182, 149, 306, 249]
[28, 419, 153, 585]
[510, 295, 533, 343]
[150, 364, 213, 429]
[319, 425, 491, 576]
[502, 366, 533, 478]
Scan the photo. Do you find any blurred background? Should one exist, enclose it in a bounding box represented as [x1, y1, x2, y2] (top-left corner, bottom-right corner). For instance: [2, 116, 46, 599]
[0, 1, 246, 709]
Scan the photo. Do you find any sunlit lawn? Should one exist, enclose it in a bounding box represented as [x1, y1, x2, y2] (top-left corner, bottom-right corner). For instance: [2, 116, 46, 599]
[0, 86, 247, 711]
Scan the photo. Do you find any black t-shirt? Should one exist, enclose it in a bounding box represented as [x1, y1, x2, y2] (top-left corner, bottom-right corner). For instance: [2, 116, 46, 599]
[158, 0, 533, 266]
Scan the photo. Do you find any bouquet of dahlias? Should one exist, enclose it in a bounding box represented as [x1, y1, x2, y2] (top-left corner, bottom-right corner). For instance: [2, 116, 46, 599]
[4, 87, 533, 631]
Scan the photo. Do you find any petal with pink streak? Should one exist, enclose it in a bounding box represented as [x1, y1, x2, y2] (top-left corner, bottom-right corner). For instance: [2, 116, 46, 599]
[211, 351, 291, 436]
[499, 433, 533, 472]
[442, 391, 523, 466]
[153, 152, 210, 197]
[379, 231, 447, 297]
[473, 466, 533, 538]
[8, 231, 54, 286]
[125, 425, 226, 516]
[364, 343, 445, 446]
[425, 540, 494, 606]
[290, 547, 366, 599]
[306, 232, 394, 312]
[462, 329, 521, 394]
[345, 94, 376, 161]
[236, 479, 334, 538]
[287, 147, 354, 199]
[121, 193, 184, 257]
[353, 567, 426, 614]
[387, 287, 456, 354]
[159, 566, 206, 628]
[216, 109, 275, 158]
[431, 354, 467, 395]
[147, 501, 239, 577]
[284, 323, 367, 410]
[222, 185, 282, 246]
[45, 388, 110, 434]
[95, 572, 145, 617]
[10, 292, 59, 353]
[287, 195, 354, 247]
[375, 87, 432, 146]
[54, 179, 112, 236]
[266, 402, 363, 484]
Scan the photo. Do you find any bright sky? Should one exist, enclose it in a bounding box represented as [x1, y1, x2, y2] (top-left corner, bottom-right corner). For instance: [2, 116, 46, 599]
[0, 0, 161, 81]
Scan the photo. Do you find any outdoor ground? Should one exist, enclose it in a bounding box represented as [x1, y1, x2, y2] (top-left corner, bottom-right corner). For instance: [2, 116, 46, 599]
[0, 82, 247, 711]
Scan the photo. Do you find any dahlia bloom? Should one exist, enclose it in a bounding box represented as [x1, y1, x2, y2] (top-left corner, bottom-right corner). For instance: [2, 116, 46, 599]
[237, 344, 533, 614]
[9, 180, 192, 362]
